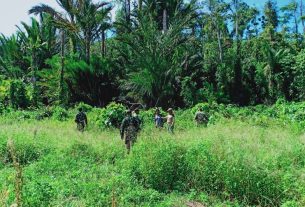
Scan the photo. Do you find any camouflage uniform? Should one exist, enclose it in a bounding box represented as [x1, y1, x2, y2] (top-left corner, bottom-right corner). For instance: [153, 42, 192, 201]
[75, 111, 88, 132]
[120, 115, 140, 153]
[194, 111, 208, 126]
[133, 113, 142, 131]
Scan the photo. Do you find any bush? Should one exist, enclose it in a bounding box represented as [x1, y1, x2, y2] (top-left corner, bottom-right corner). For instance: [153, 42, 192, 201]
[75, 102, 93, 113]
[184, 143, 224, 194]
[125, 138, 186, 192]
[0, 140, 51, 166]
[52, 106, 69, 121]
[35, 107, 53, 120]
[9, 80, 28, 109]
[94, 102, 127, 128]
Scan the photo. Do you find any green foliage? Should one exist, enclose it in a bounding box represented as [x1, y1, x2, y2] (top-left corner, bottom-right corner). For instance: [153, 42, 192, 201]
[126, 138, 186, 192]
[93, 102, 127, 129]
[293, 49, 305, 100]
[35, 107, 53, 120]
[0, 103, 305, 206]
[0, 139, 51, 166]
[1, 0, 305, 108]
[75, 102, 93, 113]
[0, 78, 10, 106]
[52, 106, 69, 121]
[9, 80, 28, 109]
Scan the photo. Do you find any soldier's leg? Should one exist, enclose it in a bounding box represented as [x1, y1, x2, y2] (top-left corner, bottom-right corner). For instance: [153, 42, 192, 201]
[78, 123, 84, 132]
[125, 136, 131, 154]
[126, 141, 131, 154]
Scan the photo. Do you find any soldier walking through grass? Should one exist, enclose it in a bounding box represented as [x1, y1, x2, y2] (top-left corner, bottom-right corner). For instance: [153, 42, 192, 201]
[120, 110, 140, 154]
[194, 108, 208, 127]
[75, 107, 88, 132]
[132, 108, 142, 130]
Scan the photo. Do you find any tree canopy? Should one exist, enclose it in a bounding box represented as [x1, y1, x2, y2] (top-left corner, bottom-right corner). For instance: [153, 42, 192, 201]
[1, 0, 305, 108]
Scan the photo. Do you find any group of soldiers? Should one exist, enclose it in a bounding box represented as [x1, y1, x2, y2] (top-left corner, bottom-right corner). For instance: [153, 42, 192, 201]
[75, 107, 209, 153]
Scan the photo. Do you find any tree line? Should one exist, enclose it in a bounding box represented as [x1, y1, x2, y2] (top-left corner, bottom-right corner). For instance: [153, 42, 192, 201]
[0, 0, 305, 109]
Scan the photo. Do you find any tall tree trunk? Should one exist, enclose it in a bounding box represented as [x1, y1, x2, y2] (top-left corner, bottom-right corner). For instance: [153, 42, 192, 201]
[138, 0, 142, 11]
[69, 37, 77, 54]
[301, 0, 305, 34]
[162, 8, 167, 33]
[233, 0, 243, 104]
[32, 50, 38, 107]
[125, 0, 131, 23]
[101, 30, 106, 57]
[294, 7, 299, 34]
[85, 32, 91, 64]
[59, 30, 65, 105]
[216, 26, 223, 63]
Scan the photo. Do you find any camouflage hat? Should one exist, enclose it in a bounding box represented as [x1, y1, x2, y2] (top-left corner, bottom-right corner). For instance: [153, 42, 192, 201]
[167, 108, 173, 112]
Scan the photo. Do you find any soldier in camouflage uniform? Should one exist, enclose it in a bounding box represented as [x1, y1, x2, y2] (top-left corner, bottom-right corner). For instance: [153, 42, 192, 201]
[120, 110, 140, 154]
[132, 108, 142, 129]
[75, 107, 88, 132]
[194, 108, 208, 127]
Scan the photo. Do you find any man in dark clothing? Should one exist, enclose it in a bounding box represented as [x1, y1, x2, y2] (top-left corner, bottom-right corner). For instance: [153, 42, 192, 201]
[75, 107, 88, 132]
[194, 108, 208, 127]
[132, 108, 142, 131]
[120, 110, 140, 154]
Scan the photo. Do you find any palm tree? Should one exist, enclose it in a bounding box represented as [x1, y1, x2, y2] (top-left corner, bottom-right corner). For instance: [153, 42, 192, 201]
[0, 34, 24, 79]
[119, 1, 197, 106]
[17, 18, 52, 106]
[73, 0, 112, 63]
[29, 1, 77, 105]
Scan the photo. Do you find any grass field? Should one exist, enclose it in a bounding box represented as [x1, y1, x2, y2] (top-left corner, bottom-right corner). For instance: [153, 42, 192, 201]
[0, 115, 305, 207]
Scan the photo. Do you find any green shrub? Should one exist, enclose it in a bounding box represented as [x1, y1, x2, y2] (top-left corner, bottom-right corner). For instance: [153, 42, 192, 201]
[52, 106, 69, 121]
[65, 142, 101, 162]
[281, 200, 301, 207]
[9, 80, 29, 109]
[184, 143, 224, 193]
[35, 107, 53, 120]
[75, 102, 93, 112]
[0, 140, 51, 166]
[94, 102, 127, 128]
[125, 138, 186, 192]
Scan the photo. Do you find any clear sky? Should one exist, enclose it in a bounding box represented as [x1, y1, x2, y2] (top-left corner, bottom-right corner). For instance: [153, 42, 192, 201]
[0, 0, 291, 37]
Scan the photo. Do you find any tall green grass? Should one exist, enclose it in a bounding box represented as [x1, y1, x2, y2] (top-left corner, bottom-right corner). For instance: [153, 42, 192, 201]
[0, 115, 304, 206]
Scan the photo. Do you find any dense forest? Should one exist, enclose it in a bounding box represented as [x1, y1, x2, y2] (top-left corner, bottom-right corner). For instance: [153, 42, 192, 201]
[1, 0, 305, 109]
